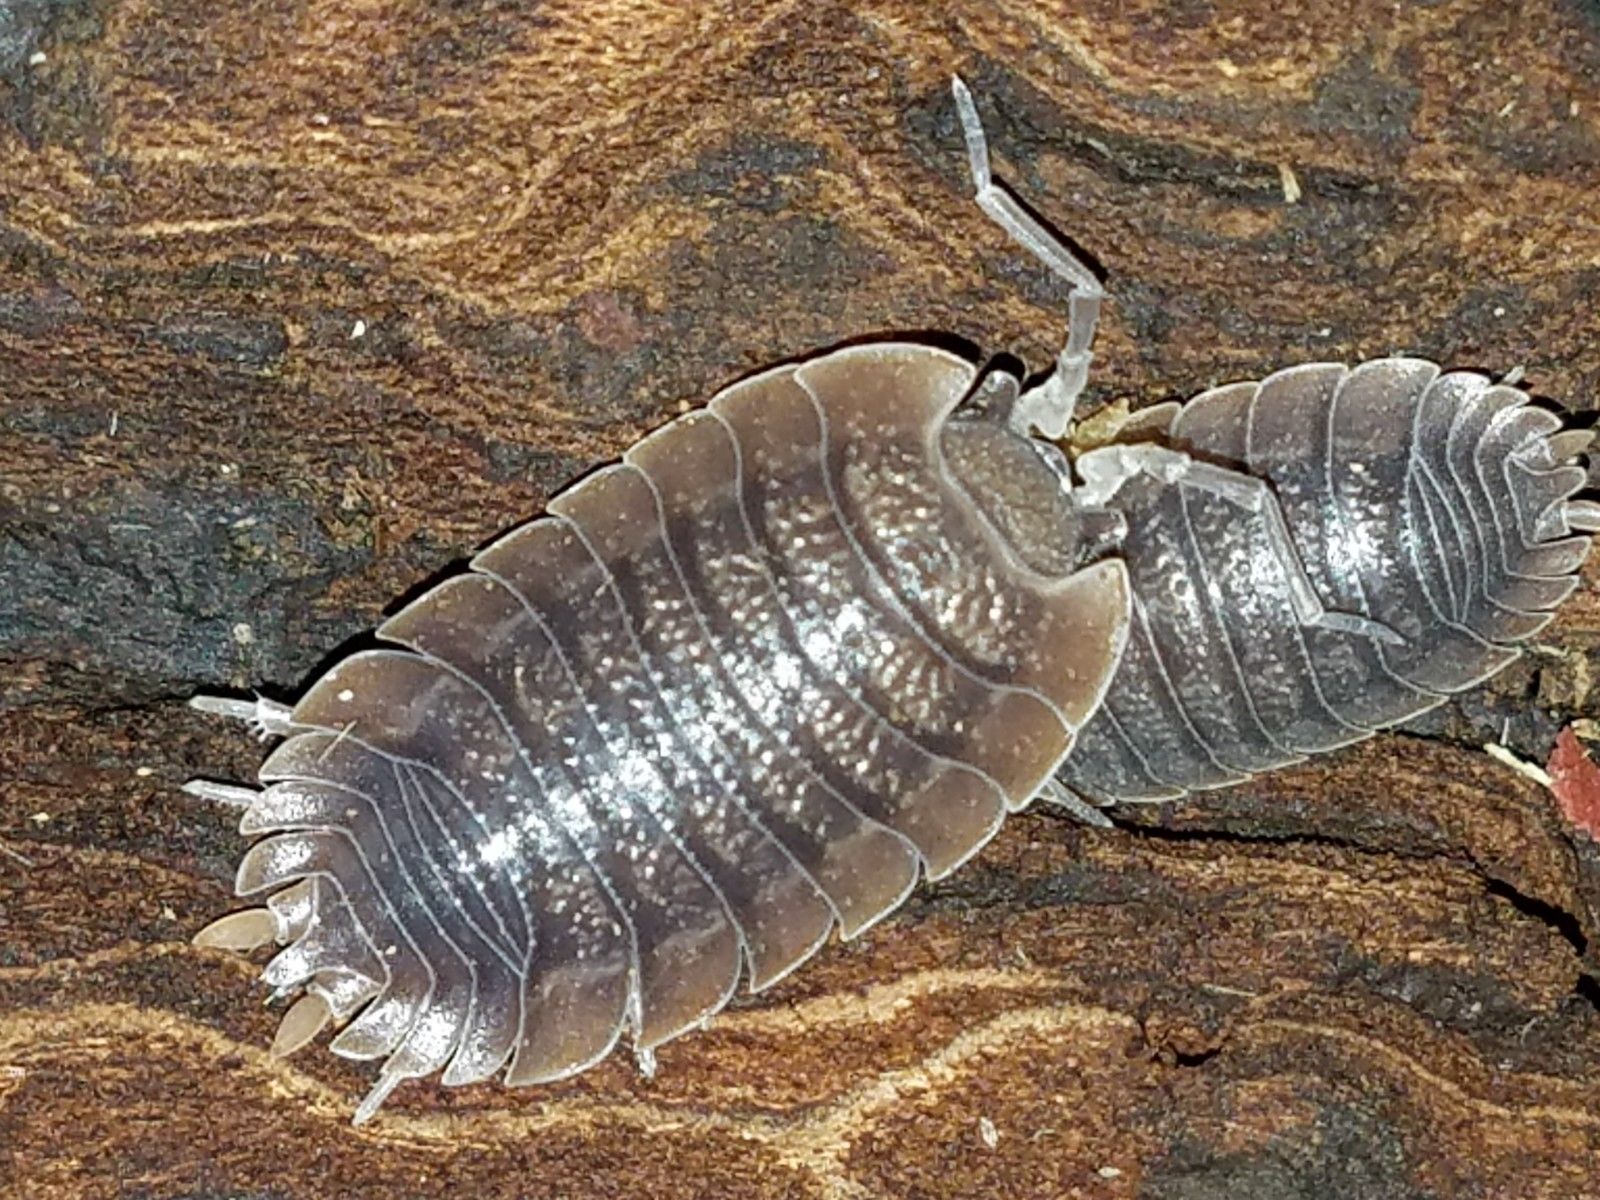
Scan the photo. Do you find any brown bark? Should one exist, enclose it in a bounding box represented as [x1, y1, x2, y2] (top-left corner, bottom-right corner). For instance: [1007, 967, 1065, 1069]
[5, 1, 1600, 1196]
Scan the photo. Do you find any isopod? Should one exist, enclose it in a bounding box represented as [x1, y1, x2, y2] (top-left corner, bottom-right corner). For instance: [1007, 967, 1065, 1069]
[185, 77, 1598, 1123]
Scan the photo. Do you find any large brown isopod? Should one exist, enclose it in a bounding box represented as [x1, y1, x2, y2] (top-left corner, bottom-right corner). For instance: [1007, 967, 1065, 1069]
[185, 78, 1599, 1124]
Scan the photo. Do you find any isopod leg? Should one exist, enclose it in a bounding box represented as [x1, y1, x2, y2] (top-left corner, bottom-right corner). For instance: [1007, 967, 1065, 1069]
[1077, 444, 1408, 646]
[951, 75, 1105, 440]
[1177, 454, 1407, 646]
[189, 693, 294, 740]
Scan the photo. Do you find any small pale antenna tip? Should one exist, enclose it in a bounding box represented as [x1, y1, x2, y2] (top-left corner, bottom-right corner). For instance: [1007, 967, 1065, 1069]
[634, 1042, 659, 1080]
[949, 74, 991, 192]
[189, 694, 256, 720]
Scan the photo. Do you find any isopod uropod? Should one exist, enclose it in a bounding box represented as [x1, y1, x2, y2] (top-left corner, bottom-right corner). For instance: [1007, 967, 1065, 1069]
[185, 78, 1598, 1123]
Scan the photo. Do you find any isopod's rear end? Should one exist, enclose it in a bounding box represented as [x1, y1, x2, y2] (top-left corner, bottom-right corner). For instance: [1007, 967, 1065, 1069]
[1057, 358, 1596, 804]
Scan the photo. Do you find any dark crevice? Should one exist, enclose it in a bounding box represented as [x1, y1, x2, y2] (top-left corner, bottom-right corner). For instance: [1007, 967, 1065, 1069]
[1096, 812, 1600, 1016]
[1483, 879, 1590, 959]
[1577, 973, 1600, 1008]
[1483, 878, 1600, 1012]
[1100, 809, 1444, 864]
[1173, 1046, 1221, 1069]
[1136, 1012, 1228, 1070]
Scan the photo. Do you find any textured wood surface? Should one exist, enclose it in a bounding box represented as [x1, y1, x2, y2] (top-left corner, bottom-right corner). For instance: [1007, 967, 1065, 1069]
[6, 1, 1600, 1196]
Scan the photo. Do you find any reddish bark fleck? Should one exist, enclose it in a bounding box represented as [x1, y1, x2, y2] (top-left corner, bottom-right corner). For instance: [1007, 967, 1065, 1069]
[1546, 727, 1600, 842]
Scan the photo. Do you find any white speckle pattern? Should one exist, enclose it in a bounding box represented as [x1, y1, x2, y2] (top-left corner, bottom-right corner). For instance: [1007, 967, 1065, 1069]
[197, 345, 1128, 1123]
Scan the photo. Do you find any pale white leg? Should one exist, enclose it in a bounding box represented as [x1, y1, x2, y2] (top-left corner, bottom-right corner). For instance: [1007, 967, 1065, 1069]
[1176, 458, 1404, 645]
[952, 76, 1106, 440]
[189, 693, 294, 740]
[1076, 443, 1404, 645]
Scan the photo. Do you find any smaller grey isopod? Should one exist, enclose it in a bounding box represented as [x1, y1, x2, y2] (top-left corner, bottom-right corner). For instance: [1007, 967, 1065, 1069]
[183, 77, 1597, 1124]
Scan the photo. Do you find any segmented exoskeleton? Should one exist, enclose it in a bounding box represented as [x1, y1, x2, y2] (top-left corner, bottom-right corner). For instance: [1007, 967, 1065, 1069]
[1058, 360, 1596, 804]
[185, 78, 1598, 1123]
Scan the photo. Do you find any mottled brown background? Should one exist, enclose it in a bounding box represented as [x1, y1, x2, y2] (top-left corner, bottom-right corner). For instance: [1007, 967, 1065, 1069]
[5, 1, 1600, 1197]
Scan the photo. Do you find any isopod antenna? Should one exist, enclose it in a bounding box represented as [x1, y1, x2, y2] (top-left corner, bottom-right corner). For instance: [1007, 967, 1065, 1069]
[952, 75, 1104, 441]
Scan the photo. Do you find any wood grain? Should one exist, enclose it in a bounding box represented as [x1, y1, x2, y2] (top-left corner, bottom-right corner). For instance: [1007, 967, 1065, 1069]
[5, 1, 1600, 1196]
